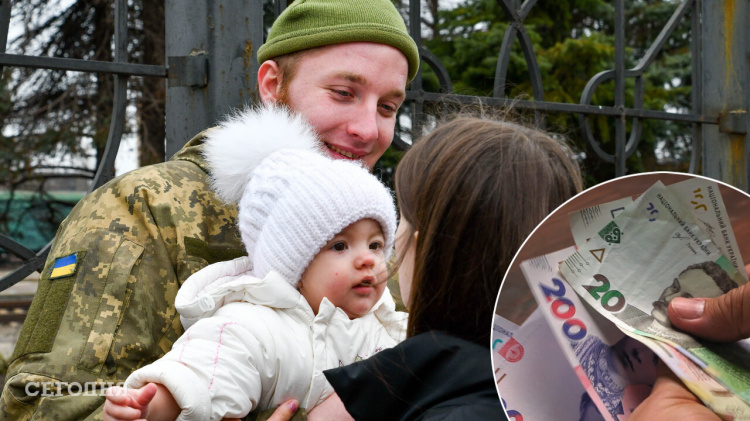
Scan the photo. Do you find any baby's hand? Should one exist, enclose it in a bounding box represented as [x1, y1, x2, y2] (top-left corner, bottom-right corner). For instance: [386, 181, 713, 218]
[104, 383, 158, 421]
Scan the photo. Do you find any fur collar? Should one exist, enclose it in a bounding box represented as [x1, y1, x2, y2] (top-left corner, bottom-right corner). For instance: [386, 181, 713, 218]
[202, 105, 322, 204]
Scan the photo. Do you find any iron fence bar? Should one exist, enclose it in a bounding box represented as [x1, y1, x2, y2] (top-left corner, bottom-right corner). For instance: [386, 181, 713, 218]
[88, 0, 130, 193]
[274, 0, 288, 18]
[0, 234, 49, 289]
[614, 0, 626, 175]
[0, 253, 47, 291]
[631, 0, 693, 73]
[494, 0, 545, 126]
[515, 21, 545, 126]
[518, 0, 538, 20]
[493, 23, 518, 98]
[0, 0, 134, 294]
[0, 0, 9, 77]
[410, 91, 718, 124]
[497, 0, 521, 21]
[515, 24, 544, 102]
[419, 48, 452, 93]
[579, 70, 645, 164]
[0, 0, 9, 53]
[493, 3, 544, 102]
[409, 0, 424, 139]
[689, 0, 702, 174]
[0, 53, 168, 77]
[0, 235, 36, 260]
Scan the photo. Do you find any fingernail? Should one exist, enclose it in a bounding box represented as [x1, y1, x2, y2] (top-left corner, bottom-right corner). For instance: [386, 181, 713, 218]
[671, 297, 705, 319]
[287, 400, 299, 412]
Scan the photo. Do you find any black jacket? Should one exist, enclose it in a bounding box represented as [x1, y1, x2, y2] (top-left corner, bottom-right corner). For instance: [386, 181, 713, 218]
[324, 331, 508, 420]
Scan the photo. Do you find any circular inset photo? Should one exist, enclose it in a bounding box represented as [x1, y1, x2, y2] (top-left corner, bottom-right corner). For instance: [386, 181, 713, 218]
[492, 172, 750, 421]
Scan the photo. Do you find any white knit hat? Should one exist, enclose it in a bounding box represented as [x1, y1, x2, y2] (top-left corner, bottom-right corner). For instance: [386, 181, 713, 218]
[203, 105, 397, 286]
[240, 151, 397, 284]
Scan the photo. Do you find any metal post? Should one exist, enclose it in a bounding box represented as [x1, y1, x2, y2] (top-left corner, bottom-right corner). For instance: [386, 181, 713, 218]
[409, 0, 424, 141]
[688, 0, 702, 174]
[614, 0, 626, 176]
[0, 0, 10, 53]
[165, 0, 265, 158]
[701, 0, 749, 191]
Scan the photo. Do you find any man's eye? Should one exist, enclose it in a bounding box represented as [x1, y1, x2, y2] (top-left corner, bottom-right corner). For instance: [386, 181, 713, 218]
[331, 242, 347, 251]
[334, 90, 351, 97]
[369, 241, 384, 250]
[379, 103, 397, 115]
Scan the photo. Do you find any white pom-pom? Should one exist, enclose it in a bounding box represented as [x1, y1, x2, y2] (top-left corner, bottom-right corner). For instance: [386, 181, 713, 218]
[202, 105, 323, 203]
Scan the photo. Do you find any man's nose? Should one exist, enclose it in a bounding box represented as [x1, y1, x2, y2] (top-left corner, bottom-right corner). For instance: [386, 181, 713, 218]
[346, 103, 379, 144]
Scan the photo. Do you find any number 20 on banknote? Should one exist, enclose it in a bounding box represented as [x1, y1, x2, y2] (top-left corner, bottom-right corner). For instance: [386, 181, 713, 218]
[583, 274, 626, 312]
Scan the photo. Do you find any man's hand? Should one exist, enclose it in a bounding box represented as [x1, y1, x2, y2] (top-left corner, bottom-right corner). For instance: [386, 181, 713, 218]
[631, 265, 750, 419]
[629, 363, 720, 421]
[668, 282, 750, 342]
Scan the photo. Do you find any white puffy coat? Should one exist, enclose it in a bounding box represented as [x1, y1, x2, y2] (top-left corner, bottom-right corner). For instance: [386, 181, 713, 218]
[125, 256, 407, 421]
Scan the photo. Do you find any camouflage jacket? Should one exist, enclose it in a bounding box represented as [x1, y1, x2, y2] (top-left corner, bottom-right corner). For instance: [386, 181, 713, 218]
[0, 132, 251, 420]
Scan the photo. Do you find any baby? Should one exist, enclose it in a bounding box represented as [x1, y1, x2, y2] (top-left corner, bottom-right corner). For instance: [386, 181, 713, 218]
[103, 106, 405, 421]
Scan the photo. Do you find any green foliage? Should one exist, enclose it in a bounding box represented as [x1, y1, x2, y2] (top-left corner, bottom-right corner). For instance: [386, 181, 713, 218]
[395, 0, 694, 186]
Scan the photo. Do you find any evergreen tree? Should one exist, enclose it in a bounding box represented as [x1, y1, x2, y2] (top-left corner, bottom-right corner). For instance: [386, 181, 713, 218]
[415, 0, 693, 185]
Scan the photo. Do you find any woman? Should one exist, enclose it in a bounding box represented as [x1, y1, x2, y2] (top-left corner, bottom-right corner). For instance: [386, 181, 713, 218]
[309, 115, 583, 420]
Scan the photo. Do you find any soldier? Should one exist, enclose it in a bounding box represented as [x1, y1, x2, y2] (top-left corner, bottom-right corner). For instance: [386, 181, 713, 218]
[0, 1, 419, 419]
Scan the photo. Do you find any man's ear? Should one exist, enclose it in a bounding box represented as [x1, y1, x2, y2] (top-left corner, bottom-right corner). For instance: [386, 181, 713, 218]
[257, 60, 281, 105]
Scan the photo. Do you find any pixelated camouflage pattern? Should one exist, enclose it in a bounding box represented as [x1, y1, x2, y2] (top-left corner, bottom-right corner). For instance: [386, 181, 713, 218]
[0, 132, 281, 420]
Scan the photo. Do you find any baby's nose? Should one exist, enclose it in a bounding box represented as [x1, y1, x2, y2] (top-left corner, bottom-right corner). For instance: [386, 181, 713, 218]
[354, 249, 376, 268]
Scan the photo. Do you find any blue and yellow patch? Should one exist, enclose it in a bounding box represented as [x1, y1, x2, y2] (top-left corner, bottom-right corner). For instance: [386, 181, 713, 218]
[49, 253, 79, 279]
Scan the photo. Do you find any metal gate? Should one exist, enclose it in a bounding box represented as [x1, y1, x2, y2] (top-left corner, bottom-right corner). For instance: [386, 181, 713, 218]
[0, 0, 748, 291]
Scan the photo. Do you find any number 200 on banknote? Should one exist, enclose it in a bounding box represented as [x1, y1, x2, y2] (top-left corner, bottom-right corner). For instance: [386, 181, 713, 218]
[541, 277, 587, 340]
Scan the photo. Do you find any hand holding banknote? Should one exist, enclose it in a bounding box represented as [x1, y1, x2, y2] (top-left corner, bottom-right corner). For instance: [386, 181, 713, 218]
[630, 363, 720, 421]
[631, 278, 750, 420]
[669, 275, 750, 342]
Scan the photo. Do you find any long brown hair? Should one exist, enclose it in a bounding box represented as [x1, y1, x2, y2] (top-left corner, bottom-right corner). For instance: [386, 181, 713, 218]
[395, 116, 583, 346]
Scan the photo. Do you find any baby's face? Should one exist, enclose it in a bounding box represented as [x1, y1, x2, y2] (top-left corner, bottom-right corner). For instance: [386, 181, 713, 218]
[299, 218, 388, 319]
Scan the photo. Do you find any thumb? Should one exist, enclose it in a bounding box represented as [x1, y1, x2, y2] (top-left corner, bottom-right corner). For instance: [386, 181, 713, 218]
[132, 383, 158, 407]
[266, 399, 300, 421]
[668, 283, 750, 342]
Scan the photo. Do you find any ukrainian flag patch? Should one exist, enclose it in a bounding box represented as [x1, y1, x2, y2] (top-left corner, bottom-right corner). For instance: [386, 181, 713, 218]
[50, 253, 79, 279]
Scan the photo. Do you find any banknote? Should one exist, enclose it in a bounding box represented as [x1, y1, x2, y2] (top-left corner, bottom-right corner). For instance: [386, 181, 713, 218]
[522, 247, 658, 421]
[667, 178, 747, 280]
[493, 309, 593, 421]
[569, 197, 632, 247]
[561, 181, 750, 403]
[568, 178, 746, 279]
[618, 328, 750, 420]
[492, 314, 519, 372]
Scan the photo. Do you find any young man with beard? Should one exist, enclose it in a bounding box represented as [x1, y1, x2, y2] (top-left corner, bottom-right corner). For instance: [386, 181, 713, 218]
[0, 1, 418, 419]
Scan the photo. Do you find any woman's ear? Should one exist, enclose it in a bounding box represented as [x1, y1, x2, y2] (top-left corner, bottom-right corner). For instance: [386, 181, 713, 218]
[257, 60, 282, 105]
[413, 231, 419, 243]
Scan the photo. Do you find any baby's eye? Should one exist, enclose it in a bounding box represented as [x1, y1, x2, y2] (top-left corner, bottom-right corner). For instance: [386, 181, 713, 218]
[330, 242, 347, 251]
[369, 241, 384, 251]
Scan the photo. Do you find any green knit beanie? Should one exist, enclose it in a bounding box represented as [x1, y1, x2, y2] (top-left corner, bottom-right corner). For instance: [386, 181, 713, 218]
[257, 0, 420, 82]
